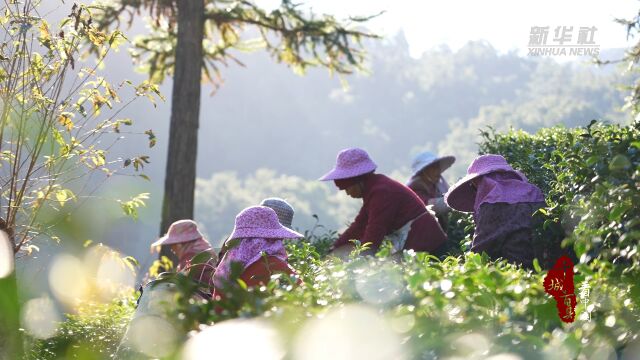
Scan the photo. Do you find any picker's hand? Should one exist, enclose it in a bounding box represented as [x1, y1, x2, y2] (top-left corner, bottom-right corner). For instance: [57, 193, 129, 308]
[427, 197, 449, 215]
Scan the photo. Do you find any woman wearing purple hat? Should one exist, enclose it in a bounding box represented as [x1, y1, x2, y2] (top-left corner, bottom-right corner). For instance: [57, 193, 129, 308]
[212, 206, 303, 297]
[320, 148, 447, 255]
[151, 219, 218, 288]
[444, 154, 545, 268]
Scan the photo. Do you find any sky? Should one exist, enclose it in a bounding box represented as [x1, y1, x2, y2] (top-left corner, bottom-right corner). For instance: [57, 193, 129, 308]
[255, 0, 639, 57]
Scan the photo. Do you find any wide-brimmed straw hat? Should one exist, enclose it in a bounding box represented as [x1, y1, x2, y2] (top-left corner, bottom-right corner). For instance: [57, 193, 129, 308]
[260, 198, 294, 228]
[151, 219, 204, 247]
[319, 148, 377, 181]
[409, 151, 456, 179]
[228, 206, 303, 240]
[444, 154, 524, 212]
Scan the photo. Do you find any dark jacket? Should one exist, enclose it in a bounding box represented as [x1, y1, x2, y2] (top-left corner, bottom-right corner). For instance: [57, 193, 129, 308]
[472, 201, 545, 268]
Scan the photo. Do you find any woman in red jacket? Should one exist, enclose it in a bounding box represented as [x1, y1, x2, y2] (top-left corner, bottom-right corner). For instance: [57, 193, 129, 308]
[319, 148, 447, 256]
[212, 206, 302, 297]
[151, 219, 218, 288]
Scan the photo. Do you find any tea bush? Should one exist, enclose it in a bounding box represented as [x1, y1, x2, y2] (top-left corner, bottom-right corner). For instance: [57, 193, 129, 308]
[26, 237, 640, 360]
[27, 296, 135, 360]
[132, 243, 638, 359]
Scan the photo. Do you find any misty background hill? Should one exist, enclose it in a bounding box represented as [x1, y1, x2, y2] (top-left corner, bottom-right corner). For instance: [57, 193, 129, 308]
[16, 31, 633, 283]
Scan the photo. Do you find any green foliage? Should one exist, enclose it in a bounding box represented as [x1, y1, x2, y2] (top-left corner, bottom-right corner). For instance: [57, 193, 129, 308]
[148, 255, 174, 277]
[26, 226, 640, 359]
[479, 121, 640, 273]
[27, 296, 136, 360]
[0, 1, 160, 256]
[118, 192, 150, 220]
[444, 209, 475, 255]
[128, 245, 638, 359]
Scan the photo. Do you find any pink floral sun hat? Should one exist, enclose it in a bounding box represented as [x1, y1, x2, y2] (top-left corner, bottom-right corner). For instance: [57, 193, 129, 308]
[151, 219, 205, 247]
[319, 147, 377, 181]
[445, 154, 526, 212]
[228, 206, 303, 240]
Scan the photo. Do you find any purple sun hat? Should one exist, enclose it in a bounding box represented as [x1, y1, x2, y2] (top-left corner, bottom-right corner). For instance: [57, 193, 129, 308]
[444, 154, 525, 212]
[319, 147, 377, 181]
[228, 206, 303, 240]
[151, 219, 204, 247]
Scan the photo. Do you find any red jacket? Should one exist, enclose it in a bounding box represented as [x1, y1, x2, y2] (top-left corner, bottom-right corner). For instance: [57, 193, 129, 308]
[240, 256, 299, 287]
[335, 174, 446, 252]
[212, 256, 300, 300]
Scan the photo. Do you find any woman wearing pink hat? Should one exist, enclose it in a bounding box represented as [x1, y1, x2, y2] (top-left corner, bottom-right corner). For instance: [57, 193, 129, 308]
[320, 148, 447, 255]
[444, 154, 545, 268]
[212, 206, 303, 296]
[151, 219, 218, 288]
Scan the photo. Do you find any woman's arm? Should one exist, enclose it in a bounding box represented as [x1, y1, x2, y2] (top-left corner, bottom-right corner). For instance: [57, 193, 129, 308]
[334, 206, 368, 248]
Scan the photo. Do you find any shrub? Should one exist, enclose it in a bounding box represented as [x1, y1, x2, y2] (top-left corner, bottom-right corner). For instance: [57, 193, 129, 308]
[153, 246, 639, 359]
[27, 296, 135, 360]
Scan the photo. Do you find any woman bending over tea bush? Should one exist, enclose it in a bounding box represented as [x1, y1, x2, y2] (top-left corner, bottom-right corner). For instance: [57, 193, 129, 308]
[212, 206, 303, 299]
[319, 148, 447, 256]
[445, 154, 545, 268]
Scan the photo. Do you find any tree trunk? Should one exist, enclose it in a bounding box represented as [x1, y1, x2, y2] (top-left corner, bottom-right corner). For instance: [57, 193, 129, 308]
[159, 0, 205, 262]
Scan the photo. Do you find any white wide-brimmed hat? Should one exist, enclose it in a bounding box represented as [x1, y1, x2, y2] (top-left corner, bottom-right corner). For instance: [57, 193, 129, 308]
[409, 151, 456, 179]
